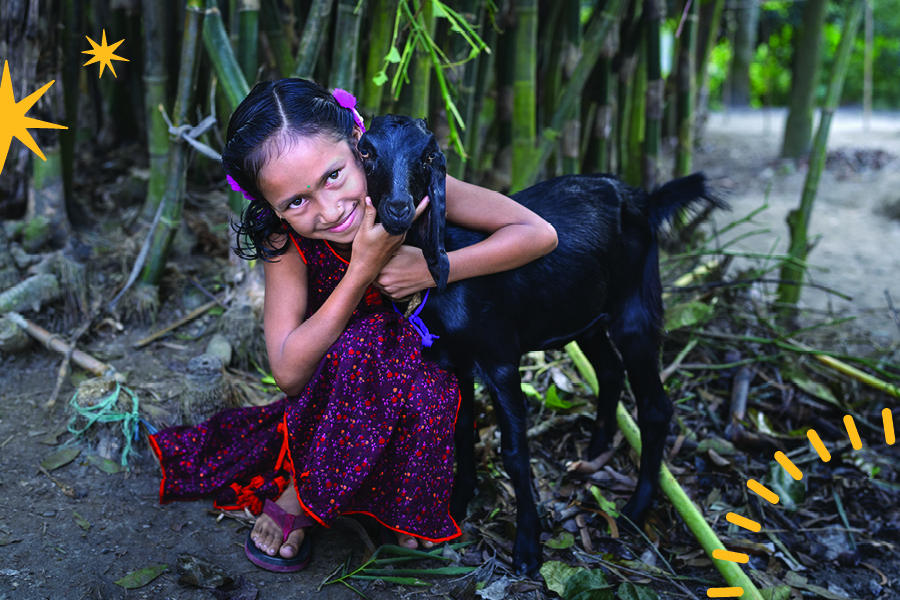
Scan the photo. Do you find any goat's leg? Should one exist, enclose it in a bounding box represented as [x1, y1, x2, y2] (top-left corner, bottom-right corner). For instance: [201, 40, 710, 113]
[481, 362, 542, 578]
[576, 330, 626, 460]
[450, 372, 477, 525]
[608, 327, 673, 531]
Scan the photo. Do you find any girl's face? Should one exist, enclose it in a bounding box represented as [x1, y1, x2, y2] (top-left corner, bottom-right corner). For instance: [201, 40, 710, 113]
[258, 129, 367, 246]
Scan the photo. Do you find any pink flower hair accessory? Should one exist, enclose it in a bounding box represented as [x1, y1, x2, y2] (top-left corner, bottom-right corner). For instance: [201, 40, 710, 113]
[332, 88, 366, 133]
[227, 174, 255, 203]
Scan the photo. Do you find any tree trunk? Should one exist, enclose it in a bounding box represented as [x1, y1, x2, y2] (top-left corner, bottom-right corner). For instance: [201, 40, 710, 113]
[292, 0, 336, 80]
[781, 0, 827, 157]
[777, 0, 864, 311]
[330, 0, 364, 93]
[729, 0, 758, 108]
[139, 0, 206, 288]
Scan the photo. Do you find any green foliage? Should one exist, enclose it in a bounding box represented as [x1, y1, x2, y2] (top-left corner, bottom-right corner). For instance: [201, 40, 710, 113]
[749, 23, 793, 107]
[705, 38, 732, 110]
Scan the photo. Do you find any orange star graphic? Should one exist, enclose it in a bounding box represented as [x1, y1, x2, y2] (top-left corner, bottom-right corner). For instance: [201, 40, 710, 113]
[0, 61, 67, 177]
[82, 29, 129, 79]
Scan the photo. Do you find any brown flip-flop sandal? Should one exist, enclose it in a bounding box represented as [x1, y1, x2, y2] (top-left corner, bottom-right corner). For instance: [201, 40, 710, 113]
[244, 499, 315, 572]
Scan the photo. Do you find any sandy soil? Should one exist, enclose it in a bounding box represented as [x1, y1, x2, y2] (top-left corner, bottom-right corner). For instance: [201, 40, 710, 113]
[693, 108, 900, 346]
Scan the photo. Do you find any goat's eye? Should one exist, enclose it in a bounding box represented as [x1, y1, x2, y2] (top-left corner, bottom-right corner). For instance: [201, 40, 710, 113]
[359, 148, 370, 159]
[426, 153, 436, 163]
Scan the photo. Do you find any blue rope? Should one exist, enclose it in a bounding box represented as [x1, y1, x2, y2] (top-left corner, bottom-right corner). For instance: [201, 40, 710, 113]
[392, 288, 439, 347]
[67, 382, 141, 468]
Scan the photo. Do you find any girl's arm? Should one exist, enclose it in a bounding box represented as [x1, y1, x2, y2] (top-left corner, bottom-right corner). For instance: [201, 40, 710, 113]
[374, 174, 558, 298]
[264, 198, 410, 396]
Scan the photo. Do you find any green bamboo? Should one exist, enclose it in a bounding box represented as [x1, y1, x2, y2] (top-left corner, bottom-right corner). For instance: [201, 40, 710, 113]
[565, 340, 765, 600]
[522, 0, 626, 189]
[360, 0, 397, 119]
[408, 0, 436, 118]
[262, 0, 296, 77]
[292, 0, 336, 79]
[642, 0, 662, 189]
[139, 0, 172, 224]
[140, 0, 206, 287]
[617, 56, 634, 178]
[445, 0, 483, 179]
[60, 0, 82, 226]
[696, 0, 724, 112]
[29, 144, 70, 249]
[561, 0, 582, 175]
[541, 0, 567, 177]
[238, 0, 261, 85]
[777, 0, 864, 309]
[781, 0, 827, 158]
[674, 0, 698, 177]
[509, 0, 538, 193]
[626, 42, 646, 187]
[465, 14, 496, 181]
[203, 0, 251, 112]
[595, 34, 616, 172]
[494, 9, 516, 185]
[330, 0, 365, 93]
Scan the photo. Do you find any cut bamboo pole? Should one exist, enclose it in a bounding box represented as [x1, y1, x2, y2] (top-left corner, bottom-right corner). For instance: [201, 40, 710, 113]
[777, 0, 864, 308]
[566, 340, 764, 600]
[139, 0, 171, 224]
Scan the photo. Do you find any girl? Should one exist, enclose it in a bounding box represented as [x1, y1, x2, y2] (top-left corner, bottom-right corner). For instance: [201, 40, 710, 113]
[149, 78, 557, 572]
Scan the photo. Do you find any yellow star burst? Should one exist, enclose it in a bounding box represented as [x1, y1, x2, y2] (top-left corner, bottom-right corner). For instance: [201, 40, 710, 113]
[0, 61, 68, 177]
[82, 29, 128, 79]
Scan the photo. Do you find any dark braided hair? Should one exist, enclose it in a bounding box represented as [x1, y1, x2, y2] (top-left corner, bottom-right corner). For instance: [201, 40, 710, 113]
[223, 78, 360, 261]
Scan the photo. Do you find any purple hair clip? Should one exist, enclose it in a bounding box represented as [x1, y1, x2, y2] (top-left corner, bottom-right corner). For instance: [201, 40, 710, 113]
[227, 174, 255, 203]
[332, 88, 366, 133]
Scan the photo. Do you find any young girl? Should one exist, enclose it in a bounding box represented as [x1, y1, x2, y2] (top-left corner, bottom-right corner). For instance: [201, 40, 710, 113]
[149, 78, 557, 572]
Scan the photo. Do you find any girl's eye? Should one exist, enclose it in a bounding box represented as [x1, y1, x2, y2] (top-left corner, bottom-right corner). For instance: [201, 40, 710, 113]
[329, 170, 340, 180]
[290, 197, 306, 208]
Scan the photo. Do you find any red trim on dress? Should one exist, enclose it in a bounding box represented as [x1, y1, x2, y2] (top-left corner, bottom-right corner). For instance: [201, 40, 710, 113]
[287, 231, 307, 264]
[323, 240, 349, 265]
[148, 433, 167, 505]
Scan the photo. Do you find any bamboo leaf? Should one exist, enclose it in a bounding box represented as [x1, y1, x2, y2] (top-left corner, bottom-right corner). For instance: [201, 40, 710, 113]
[41, 448, 81, 472]
[589, 486, 619, 518]
[114, 564, 168, 589]
[88, 454, 125, 474]
[73, 511, 91, 531]
[618, 582, 660, 600]
[386, 46, 402, 63]
[544, 385, 572, 410]
[664, 301, 711, 331]
[350, 575, 430, 585]
[361, 566, 475, 576]
[545, 531, 575, 549]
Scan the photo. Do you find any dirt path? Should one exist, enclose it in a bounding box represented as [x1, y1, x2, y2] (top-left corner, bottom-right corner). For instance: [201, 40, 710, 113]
[693, 108, 900, 346]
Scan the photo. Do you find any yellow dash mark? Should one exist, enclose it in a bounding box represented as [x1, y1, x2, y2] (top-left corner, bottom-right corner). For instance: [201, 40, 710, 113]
[807, 429, 831, 462]
[747, 479, 779, 504]
[843, 415, 862, 450]
[712, 549, 750, 563]
[726, 512, 761, 533]
[707, 587, 744, 598]
[774, 451, 803, 480]
[885, 408, 895, 445]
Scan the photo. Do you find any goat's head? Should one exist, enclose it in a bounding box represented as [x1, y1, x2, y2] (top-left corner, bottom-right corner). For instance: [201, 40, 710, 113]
[359, 115, 449, 293]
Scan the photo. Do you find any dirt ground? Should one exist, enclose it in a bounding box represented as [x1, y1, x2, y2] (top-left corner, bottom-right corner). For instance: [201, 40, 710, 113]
[1, 108, 900, 600]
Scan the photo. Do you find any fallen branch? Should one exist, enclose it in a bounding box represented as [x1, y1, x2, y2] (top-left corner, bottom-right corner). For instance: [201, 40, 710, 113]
[4, 313, 119, 379]
[786, 337, 900, 400]
[133, 299, 220, 349]
[565, 340, 765, 600]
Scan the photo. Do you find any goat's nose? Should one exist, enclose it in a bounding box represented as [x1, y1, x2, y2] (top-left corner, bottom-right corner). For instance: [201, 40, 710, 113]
[384, 198, 412, 222]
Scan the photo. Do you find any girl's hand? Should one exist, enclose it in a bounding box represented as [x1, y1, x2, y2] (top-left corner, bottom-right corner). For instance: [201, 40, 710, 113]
[349, 197, 406, 283]
[373, 197, 432, 299]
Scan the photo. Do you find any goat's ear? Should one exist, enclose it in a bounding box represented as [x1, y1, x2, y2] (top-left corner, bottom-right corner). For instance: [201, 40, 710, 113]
[420, 153, 449, 293]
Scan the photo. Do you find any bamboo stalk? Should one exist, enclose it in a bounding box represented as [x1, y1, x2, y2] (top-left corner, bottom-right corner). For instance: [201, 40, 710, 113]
[408, 0, 435, 118]
[494, 6, 516, 187]
[203, 0, 251, 113]
[330, 0, 365, 93]
[360, 0, 397, 119]
[561, 0, 582, 176]
[523, 0, 626, 189]
[786, 338, 900, 399]
[566, 340, 765, 600]
[292, 0, 336, 79]
[642, 0, 662, 189]
[674, 0, 698, 177]
[541, 0, 566, 177]
[133, 300, 220, 348]
[509, 0, 538, 193]
[261, 0, 296, 77]
[60, 0, 82, 224]
[777, 0, 864, 308]
[626, 42, 646, 187]
[465, 13, 496, 181]
[238, 0, 261, 85]
[445, 0, 482, 178]
[139, 0, 171, 224]
[139, 0, 206, 287]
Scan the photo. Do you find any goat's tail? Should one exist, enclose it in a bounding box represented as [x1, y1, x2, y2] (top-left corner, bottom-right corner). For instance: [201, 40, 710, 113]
[646, 172, 726, 230]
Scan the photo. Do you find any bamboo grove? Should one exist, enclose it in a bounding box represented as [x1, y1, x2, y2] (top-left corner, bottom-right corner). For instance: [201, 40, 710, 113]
[0, 0, 866, 313]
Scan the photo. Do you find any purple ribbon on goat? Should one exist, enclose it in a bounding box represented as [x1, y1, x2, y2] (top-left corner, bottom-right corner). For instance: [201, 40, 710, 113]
[392, 288, 439, 347]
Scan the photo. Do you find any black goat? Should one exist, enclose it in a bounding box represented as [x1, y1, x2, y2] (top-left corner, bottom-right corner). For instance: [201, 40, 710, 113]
[359, 115, 723, 577]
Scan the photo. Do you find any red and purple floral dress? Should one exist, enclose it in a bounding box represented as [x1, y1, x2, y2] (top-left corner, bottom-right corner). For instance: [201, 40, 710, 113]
[149, 233, 461, 543]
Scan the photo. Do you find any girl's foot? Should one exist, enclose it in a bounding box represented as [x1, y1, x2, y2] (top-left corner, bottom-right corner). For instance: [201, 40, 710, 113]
[392, 531, 434, 550]
[250, 477, 308, 558]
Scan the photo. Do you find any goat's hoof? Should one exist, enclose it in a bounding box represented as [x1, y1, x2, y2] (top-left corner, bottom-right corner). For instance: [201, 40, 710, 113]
[616, 503, 648, 536]
[513, 560, 542, 581]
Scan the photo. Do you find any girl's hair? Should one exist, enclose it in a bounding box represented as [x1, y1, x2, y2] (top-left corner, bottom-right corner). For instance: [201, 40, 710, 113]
[222, 78, 360, 261]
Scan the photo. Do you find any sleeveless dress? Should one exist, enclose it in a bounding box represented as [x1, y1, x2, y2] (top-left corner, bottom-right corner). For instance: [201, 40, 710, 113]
[149, 233, 461, 542]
